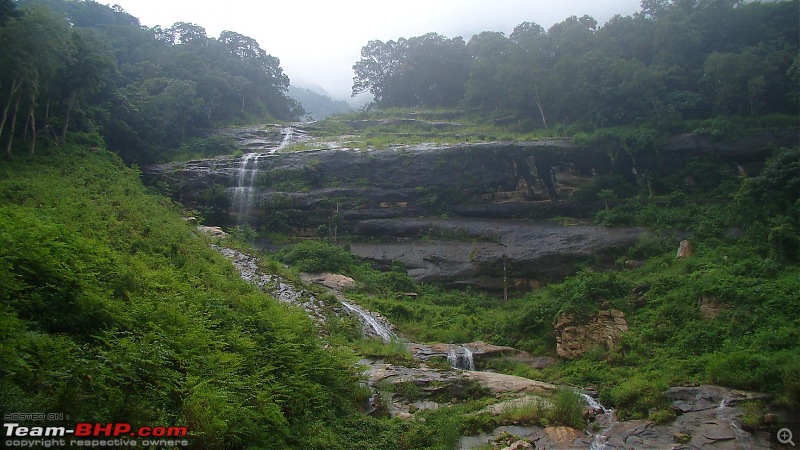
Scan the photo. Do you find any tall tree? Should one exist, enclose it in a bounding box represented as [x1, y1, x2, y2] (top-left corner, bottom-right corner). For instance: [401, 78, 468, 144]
[352, 39, 407, 105]
[0, 4, 69, 154]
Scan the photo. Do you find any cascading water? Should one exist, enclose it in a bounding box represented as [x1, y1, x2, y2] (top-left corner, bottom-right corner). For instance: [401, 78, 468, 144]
[233, 153, 260, 222]
[582, 393, 616, 450]
[341, 300, 395, 343]
[447, 345, 475, 370]
[275, 126, 293, 151]
[716, 398, 751, 446]
[231, 126, 296, 223]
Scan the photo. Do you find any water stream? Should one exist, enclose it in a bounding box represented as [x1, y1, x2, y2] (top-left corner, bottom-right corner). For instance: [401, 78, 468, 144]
[582, 393, 616, 450]
[716, 398, 751, 446]
[340, 300, 396, 343]
[447, 346, 475, 370]
[231, 126, 296, 222]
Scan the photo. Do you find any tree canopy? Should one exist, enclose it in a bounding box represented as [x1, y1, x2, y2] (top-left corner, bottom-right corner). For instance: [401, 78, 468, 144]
[0, 0, 302, 163]
[352, 0, 799, 129]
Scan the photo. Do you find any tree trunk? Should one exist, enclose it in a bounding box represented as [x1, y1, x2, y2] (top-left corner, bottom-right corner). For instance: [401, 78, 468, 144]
[6, 95, 21, 156]
[532, 82, 548, 130]
[60, 91, 76, 144]
[502, 254, 508, 303]
[0, 77, 22, 142]
[28, 94, 36, 155]
[650, 96, 661, 117]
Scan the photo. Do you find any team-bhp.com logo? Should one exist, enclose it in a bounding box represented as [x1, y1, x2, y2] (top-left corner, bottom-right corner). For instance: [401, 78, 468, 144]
[4, 422, 189, 448]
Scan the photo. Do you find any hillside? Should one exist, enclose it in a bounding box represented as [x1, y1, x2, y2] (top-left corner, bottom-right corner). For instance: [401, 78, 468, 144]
[0, 147, 372, 448]
[2, 0, 799, 448]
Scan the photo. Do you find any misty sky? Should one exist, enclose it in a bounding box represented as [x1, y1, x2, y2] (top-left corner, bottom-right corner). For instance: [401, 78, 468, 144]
[102, 0, 644, 100]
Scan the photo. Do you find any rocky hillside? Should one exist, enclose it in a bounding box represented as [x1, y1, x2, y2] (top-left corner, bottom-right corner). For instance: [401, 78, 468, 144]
[144, 124, 797, 290]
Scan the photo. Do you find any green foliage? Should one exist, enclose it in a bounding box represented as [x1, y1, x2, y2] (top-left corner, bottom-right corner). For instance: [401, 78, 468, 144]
[0, 0, 300, 164]
[0, 148, 368, 448]
[706, 351, 786, 392]
[494, 396, 549, 425]
[276, 240, 356, 273]
[547, 388, 587, 428]
[227, 223, 258, 244]
[355, 1, 798, 128]
[600, 375, 670, 421]
[353, 339, 417, 367]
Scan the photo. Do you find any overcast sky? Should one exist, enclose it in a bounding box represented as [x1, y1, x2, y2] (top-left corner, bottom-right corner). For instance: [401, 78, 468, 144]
[102, 0, 644, 100]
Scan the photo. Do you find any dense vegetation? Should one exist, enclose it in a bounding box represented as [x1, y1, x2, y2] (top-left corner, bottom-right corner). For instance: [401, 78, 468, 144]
[272, 145, 800, 422]
[0, 146, 386, 448]
[1, 0, 798, 447]
[0, 0, 301, 164]
[353, 0, 798, 131]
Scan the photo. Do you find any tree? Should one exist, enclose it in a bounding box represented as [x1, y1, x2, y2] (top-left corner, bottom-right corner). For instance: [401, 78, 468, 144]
[0, 0, 19, 26]
[465, 31, 511, 111]
[168, 21, 208, 45]
[386, 33, 470, 108]
[0, 4, 69, 154]
[57, 29, 114, 143]
[352, 39, 407, 105]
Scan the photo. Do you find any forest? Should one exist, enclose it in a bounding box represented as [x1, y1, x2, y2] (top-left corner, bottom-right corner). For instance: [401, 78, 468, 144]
[0, 0, 302, 164]
[0, 0, 798, 449]
[352, 0, 798, 129]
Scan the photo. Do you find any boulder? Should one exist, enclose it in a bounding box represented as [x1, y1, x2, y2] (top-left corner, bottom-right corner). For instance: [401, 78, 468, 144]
[624, 259, 644, 269]
[302, 272, 355, 291]
[676, 239, 694, 258]
[501, 441, 533, 450]
[464, 371, 556, 395]
[554, 310, 629, 359]
[197, 225, 227, 239]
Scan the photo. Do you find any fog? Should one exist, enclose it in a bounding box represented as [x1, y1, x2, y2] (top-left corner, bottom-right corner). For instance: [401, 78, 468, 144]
[104, 0, 643, 99]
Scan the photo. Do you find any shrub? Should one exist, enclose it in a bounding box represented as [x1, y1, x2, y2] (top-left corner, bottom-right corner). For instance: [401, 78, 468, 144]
[546, 388, 586, 428]
[277, 240, 355, 273]
[600, 375, 669, 420]
[707, 351, 783, 392]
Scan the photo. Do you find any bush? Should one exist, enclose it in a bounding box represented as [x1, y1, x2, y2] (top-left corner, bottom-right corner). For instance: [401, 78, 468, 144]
[546, 388, 586, 428]
[276, 240, 355, 273]
[600, 375, 669, 421]
[707, 351, 783, 392]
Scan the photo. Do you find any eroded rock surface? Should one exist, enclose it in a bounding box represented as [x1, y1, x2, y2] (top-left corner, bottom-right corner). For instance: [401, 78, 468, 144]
[145, 129, 797, 289]
[554, 309, 629, 359]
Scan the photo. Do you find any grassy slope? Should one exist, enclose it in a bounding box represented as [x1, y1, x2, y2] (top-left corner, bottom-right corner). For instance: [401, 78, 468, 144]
[272, 131, 800, 423]
[0, 146, 369, 449]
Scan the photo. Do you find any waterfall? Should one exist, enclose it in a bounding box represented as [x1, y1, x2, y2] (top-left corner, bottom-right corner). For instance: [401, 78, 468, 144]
[341, 300, 395, 343]
[463, 346, 475, 370]
[447, 349, 458, 368]
[447, 345, 475, 370]
[582, 393, 616, 450]
[230, 126, 297, 223]
[716, 398, 751, 445]
[275, 126, 293, 151]
[233, 152, 260, 222]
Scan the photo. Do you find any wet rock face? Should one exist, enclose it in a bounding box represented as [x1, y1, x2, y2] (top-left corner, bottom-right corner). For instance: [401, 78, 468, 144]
[144, 128, 796, 289]
[144, 129, 797, 228]
[554, 310, 629, 359]
[349, 217, 646, 289]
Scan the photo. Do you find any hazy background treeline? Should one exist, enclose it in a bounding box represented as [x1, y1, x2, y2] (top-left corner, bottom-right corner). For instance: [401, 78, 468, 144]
[0, 0, 302, 163]
[353, 0, 798, 129]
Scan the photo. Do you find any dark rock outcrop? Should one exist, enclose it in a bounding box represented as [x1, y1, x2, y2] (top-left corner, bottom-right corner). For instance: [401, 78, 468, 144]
[144, 127, 798, 288]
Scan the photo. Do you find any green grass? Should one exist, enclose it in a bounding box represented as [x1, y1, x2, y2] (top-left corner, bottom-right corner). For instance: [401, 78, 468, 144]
[0, 145, 373, 449]
[268, 146, 800, 421]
